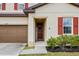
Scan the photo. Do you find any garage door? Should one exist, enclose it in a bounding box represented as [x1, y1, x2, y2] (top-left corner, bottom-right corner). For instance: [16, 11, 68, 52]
[0, 25, 28, 43]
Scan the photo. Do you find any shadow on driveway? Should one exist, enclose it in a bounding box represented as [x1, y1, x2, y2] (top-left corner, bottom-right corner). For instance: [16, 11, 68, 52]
[0, 43, 25, 56]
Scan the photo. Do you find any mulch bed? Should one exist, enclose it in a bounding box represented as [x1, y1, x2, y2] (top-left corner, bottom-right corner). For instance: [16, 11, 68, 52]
[46, 46, 79, 52]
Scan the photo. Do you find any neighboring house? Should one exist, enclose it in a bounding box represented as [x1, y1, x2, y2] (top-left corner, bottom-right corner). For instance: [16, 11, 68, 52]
[0, 3, 28, 43]
[0, 3, 79, 47]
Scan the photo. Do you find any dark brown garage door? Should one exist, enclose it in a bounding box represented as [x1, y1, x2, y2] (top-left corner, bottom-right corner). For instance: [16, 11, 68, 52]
[0, 25, 28, 43]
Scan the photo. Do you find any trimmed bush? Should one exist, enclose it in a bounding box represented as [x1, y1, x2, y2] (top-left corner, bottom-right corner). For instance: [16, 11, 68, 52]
[47, 35, 79, 48]
[47, 37, 57, 47]
[70, 36, 79, 46]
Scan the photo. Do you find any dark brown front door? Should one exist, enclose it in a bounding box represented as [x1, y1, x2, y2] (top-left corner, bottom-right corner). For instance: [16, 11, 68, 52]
[36, 23, 44, 41]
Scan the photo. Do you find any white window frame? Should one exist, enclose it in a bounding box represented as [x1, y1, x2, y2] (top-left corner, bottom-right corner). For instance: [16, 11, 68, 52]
[63, 17, 73, 35]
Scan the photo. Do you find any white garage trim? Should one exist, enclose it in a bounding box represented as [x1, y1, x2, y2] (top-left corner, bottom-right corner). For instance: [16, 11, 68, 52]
[0, 17, 28, 25]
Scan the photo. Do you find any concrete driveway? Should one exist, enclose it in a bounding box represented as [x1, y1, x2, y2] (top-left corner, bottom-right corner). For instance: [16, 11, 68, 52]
[0, 43, 25, 56]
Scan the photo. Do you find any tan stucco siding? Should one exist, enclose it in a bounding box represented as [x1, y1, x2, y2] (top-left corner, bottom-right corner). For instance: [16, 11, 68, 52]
[0, 17, 28, 25]
[33, 3, 79, 41]
[28, 13, 35, 46]
[36, 4, 79, 13]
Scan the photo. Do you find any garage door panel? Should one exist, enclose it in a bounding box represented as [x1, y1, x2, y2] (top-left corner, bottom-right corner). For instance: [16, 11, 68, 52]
[0, 25, 28, 43]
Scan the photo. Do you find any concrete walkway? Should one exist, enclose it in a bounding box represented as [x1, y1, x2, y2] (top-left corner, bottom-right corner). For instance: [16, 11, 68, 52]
[20, 41, 47, 54]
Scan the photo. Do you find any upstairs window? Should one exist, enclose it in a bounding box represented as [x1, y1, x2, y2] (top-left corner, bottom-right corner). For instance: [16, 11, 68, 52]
[18, 3, 24, 10]
[14, 3, 28, 10]
[0, 4, 1, 10]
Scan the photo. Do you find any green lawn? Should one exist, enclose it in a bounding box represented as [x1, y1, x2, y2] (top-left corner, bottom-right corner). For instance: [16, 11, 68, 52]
[19, 52, 79, 56]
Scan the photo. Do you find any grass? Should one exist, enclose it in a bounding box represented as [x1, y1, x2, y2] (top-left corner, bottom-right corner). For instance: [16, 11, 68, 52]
[19, 52, 79, 56]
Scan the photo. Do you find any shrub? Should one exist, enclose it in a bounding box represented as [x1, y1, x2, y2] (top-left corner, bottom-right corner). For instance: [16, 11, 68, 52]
[47, 37, 56, 47]
[56, 35, 72, 46]
[47, 36, 64, 47]
[47, 35, 79, 47]
[62, 35, 69, 46]
[63, 35, 73, 45]
[56, 36, 63, 45]
[47, 37, 62, 47]
[70, 36, 79, 46]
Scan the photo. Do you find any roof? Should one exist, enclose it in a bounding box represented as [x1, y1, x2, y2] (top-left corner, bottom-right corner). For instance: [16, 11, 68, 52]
[24, 3, 79, 14]
[70, 3, 79, 7]
[29, 3, 48, 9]
[23, 3, 47, 14]
[0, 14, 27, 17]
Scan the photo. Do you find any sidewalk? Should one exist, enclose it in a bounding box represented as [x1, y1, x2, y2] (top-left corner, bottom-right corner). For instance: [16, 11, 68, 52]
[19, 41, 47, 54]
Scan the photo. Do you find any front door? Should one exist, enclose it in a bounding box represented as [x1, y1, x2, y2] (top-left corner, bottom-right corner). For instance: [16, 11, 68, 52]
[36, 23, 44, 41]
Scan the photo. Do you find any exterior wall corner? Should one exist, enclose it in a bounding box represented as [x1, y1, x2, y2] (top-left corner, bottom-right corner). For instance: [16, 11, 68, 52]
[28, 13, 35, 47]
